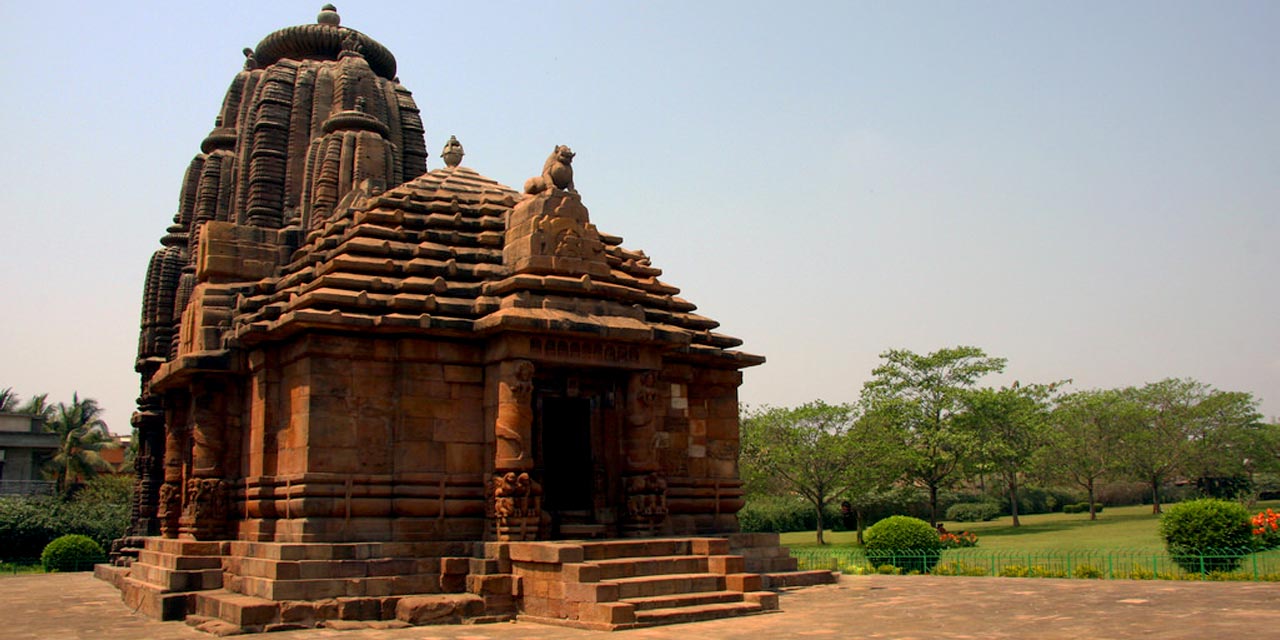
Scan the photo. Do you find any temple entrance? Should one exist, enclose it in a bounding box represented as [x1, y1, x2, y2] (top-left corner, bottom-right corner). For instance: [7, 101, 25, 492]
[533, 370, 623, 538]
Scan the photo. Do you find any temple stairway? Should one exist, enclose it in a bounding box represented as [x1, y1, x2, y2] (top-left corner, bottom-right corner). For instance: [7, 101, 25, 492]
[95, 534, 836, 633]
[503, 534, 837, 630]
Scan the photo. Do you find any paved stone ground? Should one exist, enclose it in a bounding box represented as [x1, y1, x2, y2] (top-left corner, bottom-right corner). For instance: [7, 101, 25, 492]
[3, 572, 1280, 639]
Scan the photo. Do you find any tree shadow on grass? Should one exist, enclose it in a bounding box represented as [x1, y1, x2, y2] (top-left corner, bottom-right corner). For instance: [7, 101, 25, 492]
[974, 512, 1158, 538]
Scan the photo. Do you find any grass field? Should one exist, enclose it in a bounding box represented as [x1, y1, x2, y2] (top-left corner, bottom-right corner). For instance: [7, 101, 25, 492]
[779, 500, 1280, 551]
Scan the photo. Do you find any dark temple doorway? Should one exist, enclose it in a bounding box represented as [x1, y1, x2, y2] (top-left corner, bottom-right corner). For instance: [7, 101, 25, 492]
[533, 370, 624, 538]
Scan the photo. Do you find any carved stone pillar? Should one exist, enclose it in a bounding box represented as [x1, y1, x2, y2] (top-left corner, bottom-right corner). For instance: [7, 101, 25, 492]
[489, 360, 541, 541]
[131, 408, 166, 537]
[622, 371, 667, 536]
[157, 420, 186, 539]
[180, 385, 230, 540]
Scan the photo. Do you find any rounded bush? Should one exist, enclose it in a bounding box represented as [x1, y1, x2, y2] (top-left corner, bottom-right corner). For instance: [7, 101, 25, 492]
[40, 534, 105, 572]
[945, 502, 1000, 522]
[863, 515, 942, 573]
[1159, 499, 1253, 573]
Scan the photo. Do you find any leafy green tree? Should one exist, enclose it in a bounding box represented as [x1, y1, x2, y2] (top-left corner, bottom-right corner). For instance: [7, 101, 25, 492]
[1182, 389, 1265, 486]
[860, 346, 1006, 525]
[1117, 379, 1261, 513]
[1046, 389, 1137, 519]
[740, 401, 862, 544]
[959, 382, 1060, 527]
[42, 394, 118, 495]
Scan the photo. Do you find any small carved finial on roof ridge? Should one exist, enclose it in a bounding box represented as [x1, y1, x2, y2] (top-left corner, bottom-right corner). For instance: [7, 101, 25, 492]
[442, 135, 465, 168]
[242, 47, 257, 70]
[318, 4, 341, 26]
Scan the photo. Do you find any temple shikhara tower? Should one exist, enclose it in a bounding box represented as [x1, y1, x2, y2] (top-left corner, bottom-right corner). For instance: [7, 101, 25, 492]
[102, 6, 833, 632]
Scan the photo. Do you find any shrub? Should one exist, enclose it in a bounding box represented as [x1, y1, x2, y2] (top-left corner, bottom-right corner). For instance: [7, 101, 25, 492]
[0, 482, 131, 561]
[1253, 509, 1280, 550]
[1072, 565, 1105, 579]
[40, 534, 105, 572]
[738, 495, 842, 533]
[945, 502, 1000, 522]
[1159, 498, 1253, 573]
[863, 515, 941, 573]
[1062, 502, 1105, 514]
[939, 531, 979, 549]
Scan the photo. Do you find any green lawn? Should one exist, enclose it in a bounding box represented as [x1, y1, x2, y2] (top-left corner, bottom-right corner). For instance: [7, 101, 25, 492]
[779, 500, 1280, 552]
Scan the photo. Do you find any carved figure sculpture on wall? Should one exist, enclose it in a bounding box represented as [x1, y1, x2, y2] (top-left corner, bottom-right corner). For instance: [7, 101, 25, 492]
[625, 472, 668, 518]
[157, 483, 182, 538]
[489, 470, 542, 541]
[523, 145, 575, 194]
[624, 371, 660, 472]
[495, 360, 534, 470]
[182, 477, 229, 539]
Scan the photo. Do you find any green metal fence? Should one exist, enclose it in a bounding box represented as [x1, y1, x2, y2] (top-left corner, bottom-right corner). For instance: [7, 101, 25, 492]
[790, 547, 1280, 581]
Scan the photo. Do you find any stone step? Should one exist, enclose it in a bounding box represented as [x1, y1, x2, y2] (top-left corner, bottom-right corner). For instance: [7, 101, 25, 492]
[119, 576, 196, 621]
[621, 589, 745, 611]
[633, 600, 764, 626]
[750, 556, 800, 573]
[592, 555, 708, 580]
[136, 549, 224, 571]
[608, 573, 723, 599]
[762, 570, 840, 589]
[580, 537, 729, 561]
[193, 590, 278, 627]
[128, 561, 223, 592]
[224, 555, 437, 581]
[231, 573, 443, 601]
[581, 539, 693, 561]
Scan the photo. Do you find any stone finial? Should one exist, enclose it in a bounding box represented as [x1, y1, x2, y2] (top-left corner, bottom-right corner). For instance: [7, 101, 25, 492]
[242, 47, 257, 70]
[442, 135, 465, 168]
[523, 145, 576, 194]
[318, 4, 340, 26]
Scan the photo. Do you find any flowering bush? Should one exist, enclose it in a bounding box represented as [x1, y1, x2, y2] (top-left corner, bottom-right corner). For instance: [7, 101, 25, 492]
[1253, 509, 1280, 550]
[939, 531, 979, 549]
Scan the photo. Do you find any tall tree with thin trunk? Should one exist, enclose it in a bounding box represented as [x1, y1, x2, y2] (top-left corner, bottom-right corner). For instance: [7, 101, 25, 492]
[1118, 379, 1218, 514]
[860, 346, 1006, 526]
[1046, 389, 1135, 520]
[959, 382, 1060, 527]
[739, 401, 861, 544]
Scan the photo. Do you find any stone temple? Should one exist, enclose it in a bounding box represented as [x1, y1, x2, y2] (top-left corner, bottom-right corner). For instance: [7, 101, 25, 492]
[99, 6, 833, 632]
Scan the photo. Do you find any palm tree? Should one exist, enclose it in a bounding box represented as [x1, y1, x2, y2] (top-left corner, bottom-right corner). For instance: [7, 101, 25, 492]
[0, 387, 19, 412]
[19, 393, 56, 424]
[42, 393, 118, 494]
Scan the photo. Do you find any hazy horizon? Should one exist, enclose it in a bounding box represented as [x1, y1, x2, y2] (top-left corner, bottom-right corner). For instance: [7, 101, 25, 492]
[1, 1, 1276, 434]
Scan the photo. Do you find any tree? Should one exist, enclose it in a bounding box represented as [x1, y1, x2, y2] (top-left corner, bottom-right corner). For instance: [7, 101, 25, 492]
[1047, 389, 1136, 519]
[860, 346, 1006, 525]
[0, 387, 19, 412]
[739, 401, 861, 544]
[959, 382, 1060, 527]
[837, 411, 910, 544]
[42, 393, 118, 495]
[18, 393, 56, 424]
[1182, 389, 1265, 489]
[1116, 379, 1261, 513]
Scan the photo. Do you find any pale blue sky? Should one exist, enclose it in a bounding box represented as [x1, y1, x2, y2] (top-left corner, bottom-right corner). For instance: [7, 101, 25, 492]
[1, 1, 1276, 433]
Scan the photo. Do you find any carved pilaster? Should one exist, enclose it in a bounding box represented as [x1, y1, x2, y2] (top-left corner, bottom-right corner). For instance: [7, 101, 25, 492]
[494, 360, 534, 471]
[158, 419, 186, 538]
